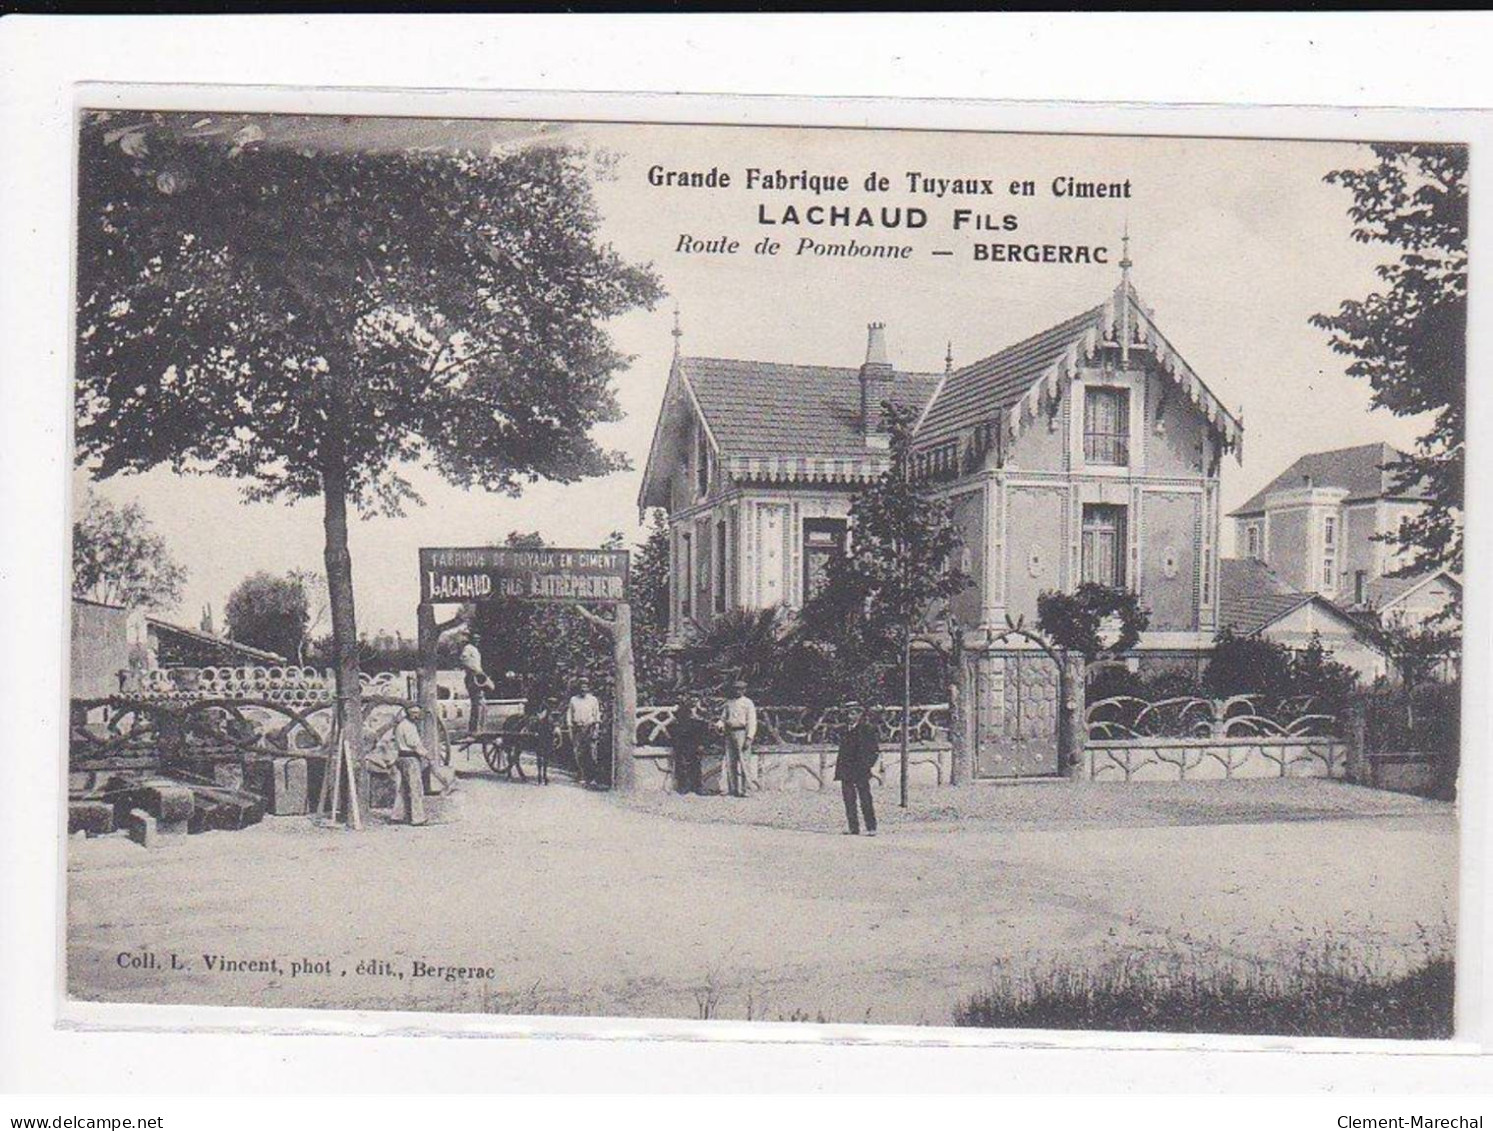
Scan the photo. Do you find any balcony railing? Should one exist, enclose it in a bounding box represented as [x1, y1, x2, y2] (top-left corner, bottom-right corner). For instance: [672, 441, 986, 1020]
[1083, 433, 1129, 465]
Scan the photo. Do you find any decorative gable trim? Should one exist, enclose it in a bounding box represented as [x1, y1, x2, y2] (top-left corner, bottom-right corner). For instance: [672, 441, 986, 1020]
[1001, 286, 1244, 465]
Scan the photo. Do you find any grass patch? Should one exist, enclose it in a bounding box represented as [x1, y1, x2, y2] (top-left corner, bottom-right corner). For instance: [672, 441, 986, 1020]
[954, 945, 1453, 1039]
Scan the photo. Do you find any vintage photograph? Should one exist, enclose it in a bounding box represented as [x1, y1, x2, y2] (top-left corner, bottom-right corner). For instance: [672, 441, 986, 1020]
[65, 108, 1464, 1038]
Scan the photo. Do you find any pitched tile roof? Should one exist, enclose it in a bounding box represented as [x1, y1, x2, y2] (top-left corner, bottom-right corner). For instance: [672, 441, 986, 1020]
[914, 303, 1108, 449]
[1364, 569, 1461, 611]
[1217, 557, 1375, 640]
[1217, 558, 1313, 636]
[681, 356, 940, 459]
[1229, 442, 1425, 517]
[913, 284, 1242, 456]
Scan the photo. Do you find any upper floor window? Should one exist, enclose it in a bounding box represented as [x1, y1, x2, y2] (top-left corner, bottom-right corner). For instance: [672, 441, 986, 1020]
[1324, 515, 1336, 547]
[1081, 504, 1127, 588]
[695, 425, 711, 497]
[1084, 386, 1130, 466]
[1246, 525, 1260, 559]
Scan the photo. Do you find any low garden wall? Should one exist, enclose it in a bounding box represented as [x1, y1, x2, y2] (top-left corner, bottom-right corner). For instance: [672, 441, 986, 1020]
[1082, 737, 1345, 782]
[632, 702, 952, 793]
[1082, 692, 1347, 784]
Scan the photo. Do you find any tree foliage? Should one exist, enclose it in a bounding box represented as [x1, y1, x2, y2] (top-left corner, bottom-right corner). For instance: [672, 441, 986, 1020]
[1035, 583, 1149, 663]
[76, 112, 663, 510]
[1204, 628, 1359, 712]
[1311, 143, 1467, 575]
[72, 492, 187, 612]
[632, 507, 672, 631]
[224, 571, 310, 662]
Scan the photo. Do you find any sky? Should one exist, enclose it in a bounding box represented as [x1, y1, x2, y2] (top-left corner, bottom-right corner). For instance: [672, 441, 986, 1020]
[76, 116, 1432, 637]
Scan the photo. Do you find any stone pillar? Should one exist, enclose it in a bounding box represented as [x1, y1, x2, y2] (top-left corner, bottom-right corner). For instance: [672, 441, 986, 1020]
[1344, 701, 1367, 785]
[949, 652, 974, 785]
[1062, 654, 1087, 780]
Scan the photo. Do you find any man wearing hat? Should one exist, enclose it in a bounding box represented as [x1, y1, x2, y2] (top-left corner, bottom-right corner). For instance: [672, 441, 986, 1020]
[718, 678, 757, 797]
[458, 627, 495, 737]
[834, 701, 880, 835]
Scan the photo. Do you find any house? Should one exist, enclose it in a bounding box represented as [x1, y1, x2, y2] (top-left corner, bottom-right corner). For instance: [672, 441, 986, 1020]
[1228, 442, 1455, 627]
[1218, 558, 1388, 682]
[640, 260, 1245, 777]
[637, 318, 943, 643]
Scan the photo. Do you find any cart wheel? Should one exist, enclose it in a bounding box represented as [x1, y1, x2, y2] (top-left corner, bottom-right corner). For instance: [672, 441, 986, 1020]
[482, 739, 505, 774]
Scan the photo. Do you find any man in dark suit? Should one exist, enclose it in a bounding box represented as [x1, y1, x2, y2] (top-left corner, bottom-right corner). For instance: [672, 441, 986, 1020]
[834, 702, 880, 836]
[671, 694, 709, 795]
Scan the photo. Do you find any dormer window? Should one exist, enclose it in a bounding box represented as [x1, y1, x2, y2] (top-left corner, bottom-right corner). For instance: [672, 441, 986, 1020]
[1084, 386, 1130, 466]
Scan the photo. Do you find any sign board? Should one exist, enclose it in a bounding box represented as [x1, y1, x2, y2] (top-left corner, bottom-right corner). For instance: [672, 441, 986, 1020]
[419, 546, 630, 605]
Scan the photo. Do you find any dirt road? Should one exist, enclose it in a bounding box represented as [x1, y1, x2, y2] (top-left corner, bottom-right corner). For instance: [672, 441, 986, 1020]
[66, 777, 1455, 1026]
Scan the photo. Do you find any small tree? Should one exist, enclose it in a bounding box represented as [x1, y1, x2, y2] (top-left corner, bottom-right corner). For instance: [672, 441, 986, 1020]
[811, 402, 971, 807]
[995, 583, 1149, 776]
[224, 571, 310, 662]
[72, 492, 187, 612]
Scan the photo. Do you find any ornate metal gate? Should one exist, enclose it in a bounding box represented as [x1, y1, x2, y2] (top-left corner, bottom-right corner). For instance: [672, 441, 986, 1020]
[972, 651, 1061, 778]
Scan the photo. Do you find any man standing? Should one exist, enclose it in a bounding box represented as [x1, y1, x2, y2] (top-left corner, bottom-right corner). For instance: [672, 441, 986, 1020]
[671, 693, 709, 795]
[567, 676, 602, 787]
[719, 678, 757, 798]
[834, 702, 880, 836]
[459, 629, 495, 737]
[389, 704, 457, 826]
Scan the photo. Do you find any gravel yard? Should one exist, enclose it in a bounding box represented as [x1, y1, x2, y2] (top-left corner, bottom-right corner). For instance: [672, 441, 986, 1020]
[66, 774, 1456, 1028]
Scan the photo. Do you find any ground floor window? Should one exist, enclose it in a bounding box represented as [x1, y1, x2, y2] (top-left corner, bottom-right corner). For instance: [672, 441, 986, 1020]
[1081, 504, 1127, 588]
[803, 517, 847, 601]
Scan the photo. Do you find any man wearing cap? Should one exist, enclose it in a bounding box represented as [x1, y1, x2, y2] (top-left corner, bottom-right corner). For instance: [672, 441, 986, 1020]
[567, 676, 602, 786]
[834, 701, 880, 836]
[388, 703, 457, 826]
[458, 628, 495, 737]
[718, 678, 757, 797]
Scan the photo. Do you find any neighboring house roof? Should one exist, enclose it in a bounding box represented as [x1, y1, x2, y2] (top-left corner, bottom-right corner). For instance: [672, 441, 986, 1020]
[1363, 569, 1462, 613]
[1229, 442, 1425, 518]
[145, 616, 287, 664]
[681, 356, 940, 459]
[915, 281, 1243, 457]
[1218, 558, 1376, 641]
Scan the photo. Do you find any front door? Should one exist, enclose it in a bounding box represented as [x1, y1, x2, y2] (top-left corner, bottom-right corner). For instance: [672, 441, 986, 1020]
[973, 652, 1061, 778]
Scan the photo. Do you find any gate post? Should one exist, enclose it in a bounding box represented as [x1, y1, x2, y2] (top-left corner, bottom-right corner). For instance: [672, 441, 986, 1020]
[949, 652, 974, 785]
[611, 602, 637, 792]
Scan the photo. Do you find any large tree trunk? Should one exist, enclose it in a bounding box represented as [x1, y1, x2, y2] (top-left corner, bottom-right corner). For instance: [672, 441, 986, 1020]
[321, 458, 367, 820]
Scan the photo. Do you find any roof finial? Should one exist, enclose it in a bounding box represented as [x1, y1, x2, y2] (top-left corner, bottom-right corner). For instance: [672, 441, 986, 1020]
[671, 304, 683, 359]
[945, 340, 954, 375]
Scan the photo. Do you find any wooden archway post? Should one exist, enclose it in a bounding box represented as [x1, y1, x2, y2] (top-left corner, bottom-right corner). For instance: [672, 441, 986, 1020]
[574, 602, 637, 792]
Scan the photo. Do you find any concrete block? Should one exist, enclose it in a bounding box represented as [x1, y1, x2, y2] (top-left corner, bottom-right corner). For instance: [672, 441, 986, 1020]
[159, 817, 189, 836]
[246, 757, 309, 815]
[125, 808, 157, 848]
[140, 784, 195, 824]
[212, 761, 247, 790]
[68, 800, 114, 837]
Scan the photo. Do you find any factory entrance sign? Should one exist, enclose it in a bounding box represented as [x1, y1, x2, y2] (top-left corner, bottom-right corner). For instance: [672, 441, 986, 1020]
[415, 546, 637, 790]
[419, 546, 630, 605]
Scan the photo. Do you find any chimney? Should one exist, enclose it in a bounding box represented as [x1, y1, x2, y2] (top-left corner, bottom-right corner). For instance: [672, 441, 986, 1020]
[859, 322, 895, 437]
